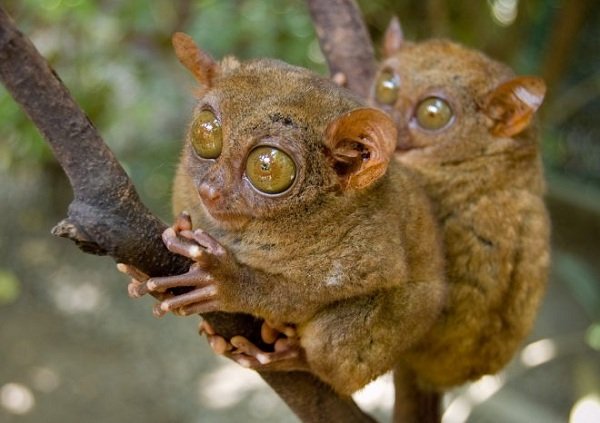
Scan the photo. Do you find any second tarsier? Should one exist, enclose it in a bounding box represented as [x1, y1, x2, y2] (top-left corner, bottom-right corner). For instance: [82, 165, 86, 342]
[125, 33, 447, 396]
[369, 18, 550, 390]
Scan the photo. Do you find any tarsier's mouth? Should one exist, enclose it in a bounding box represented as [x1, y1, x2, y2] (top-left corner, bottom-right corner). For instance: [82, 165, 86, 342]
[202, 205, 251, 228]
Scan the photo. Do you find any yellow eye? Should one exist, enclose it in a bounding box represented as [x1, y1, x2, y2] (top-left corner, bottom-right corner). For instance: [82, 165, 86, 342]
[190, 110, 222, 159]
[246, 147, 296, 194]
[415, 97, 453, 130]
[374, 70, 400, 105]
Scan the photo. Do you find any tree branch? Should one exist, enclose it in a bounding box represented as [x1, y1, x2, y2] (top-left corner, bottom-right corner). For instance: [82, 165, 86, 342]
[306, 0, 376, 98]
[0, 6, 374, 423]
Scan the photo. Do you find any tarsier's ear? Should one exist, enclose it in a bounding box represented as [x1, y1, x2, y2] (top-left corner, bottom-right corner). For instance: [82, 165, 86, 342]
[172, 32, 219, 88]
[483, 76, 546, 137]
[383, 16, 404, 58]
[324, 108, 397, 190]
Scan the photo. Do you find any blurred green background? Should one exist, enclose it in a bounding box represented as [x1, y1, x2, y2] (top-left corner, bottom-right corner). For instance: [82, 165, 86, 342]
[0, 1, 599, 422]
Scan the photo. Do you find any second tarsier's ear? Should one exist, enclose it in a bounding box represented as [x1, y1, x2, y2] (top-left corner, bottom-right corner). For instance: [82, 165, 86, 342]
[324, 108, 397, 190]
[483, 76, 546, 137]
[172, 32, 219, 88]
[383, 16, 404, 58]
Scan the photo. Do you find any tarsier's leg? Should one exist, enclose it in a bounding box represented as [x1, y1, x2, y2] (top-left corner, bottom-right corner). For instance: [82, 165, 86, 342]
[201, 293, 405, 396]
[298, 293, 405, 396]
[200, 320, 311, 372]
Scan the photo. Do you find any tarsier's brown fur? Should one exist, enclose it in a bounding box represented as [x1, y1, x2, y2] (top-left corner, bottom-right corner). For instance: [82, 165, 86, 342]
[137, 33, 447, 396]
[369, 20, 550, 391]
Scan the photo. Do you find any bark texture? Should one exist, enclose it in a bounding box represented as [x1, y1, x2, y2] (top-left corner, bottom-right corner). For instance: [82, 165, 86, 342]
[306, 0, 376, 98]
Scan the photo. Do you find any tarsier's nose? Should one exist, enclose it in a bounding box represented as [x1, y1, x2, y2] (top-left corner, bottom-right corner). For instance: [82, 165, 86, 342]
[198, 183, 221, 207]
[393, 112, 413, 152]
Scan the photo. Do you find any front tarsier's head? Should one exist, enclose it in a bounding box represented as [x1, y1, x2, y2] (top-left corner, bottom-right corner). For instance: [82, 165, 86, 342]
[369, 18, 546, 166]
[172, 33, 396, 230]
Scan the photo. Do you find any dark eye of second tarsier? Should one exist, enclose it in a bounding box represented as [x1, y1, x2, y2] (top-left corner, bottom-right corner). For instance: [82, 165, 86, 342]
[374, 69, 400, 105]
[190, 109, 222, 159]
[414, 97, 454, 131]
[246, 146, 296, 194]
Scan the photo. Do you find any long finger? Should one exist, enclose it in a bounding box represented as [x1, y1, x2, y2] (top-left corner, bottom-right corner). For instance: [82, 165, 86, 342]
[146, 268, 211, 292]
[159, 285, 217, 312]
[116, 263, 150, 282]
[174, 299, 221, 316]
[162, 227, 207, 260]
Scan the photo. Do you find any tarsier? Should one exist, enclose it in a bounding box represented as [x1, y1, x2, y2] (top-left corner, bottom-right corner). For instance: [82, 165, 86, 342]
[368, 18, 550, 391]
[125, 33, 447, 396]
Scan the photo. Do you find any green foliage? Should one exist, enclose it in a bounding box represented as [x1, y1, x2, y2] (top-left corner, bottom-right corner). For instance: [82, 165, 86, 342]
[1, 0, 599, 189]
[0, 270, 20, 304]
[0, 0, 324, 211]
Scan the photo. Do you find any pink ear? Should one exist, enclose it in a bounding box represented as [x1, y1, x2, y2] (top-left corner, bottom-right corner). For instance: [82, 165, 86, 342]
[483, 76, 546, 137]
[172, 32, 219, 88]
[383, 17, 404, 58]
[324, 108, 397, 190]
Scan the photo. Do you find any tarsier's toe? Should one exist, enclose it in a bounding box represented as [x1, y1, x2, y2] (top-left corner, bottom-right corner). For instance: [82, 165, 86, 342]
[199, 320, 216, 336]
[208, 334, 232, 355]
[231, 336, 274, 365]
[198, 321, 232, 354]
[262, 320, 297, 342]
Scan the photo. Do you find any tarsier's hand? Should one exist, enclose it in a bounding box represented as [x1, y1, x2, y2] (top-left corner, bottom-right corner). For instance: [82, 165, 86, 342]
[200, 320, 310, 372]
[125, 212, 239, 317]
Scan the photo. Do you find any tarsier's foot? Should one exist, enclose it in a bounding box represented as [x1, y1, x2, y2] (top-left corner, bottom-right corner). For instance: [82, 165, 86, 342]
[200, 320, 310, 372]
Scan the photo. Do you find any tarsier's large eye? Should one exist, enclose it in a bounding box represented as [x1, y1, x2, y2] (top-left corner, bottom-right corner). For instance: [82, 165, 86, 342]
[374, 69, 400, 105]
[414, 97, 454, 131]
[246, 146, 296, 194]
[190, 109, 222, 159]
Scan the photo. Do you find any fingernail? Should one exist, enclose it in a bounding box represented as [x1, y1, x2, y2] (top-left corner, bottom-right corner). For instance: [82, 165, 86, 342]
[189, 245, 201, 259]
[128, 286, 140, 298]
[256, 353, 271, 365]
[153, 304, 166, 318]
[209, 339, 221, 353]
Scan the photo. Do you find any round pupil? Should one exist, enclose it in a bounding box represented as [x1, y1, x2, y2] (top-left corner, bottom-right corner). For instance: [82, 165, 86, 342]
[246, 147, 296, 194]
[190, 110, 222, 159]
[415, 97, 453, 130]
[374, 70, 399, 105]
